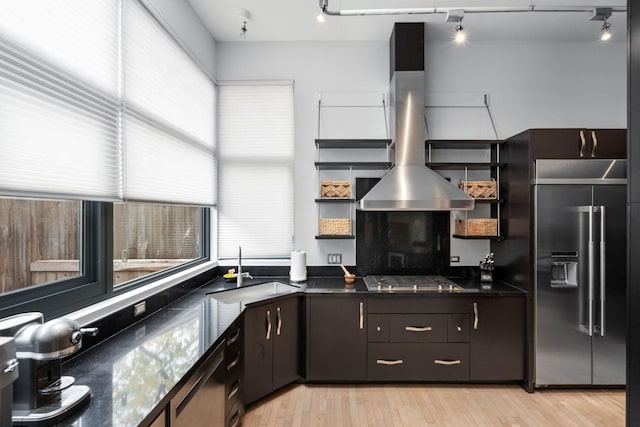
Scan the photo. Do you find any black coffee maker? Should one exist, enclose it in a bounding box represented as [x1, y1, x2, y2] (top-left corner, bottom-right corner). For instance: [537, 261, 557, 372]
[0, 312, 97, 425]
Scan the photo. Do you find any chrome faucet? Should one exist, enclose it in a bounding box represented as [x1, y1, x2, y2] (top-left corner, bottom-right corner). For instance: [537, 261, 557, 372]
[237, 245, 252, 287]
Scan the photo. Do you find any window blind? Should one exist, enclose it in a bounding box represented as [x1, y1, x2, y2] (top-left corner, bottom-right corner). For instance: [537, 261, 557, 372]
[0, 1, 121, 201]
[123, 0, 216, 206]
[218, 83, 294, 258]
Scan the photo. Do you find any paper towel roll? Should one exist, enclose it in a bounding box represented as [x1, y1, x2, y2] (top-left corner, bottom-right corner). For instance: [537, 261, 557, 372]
[290, 250, 307, 282]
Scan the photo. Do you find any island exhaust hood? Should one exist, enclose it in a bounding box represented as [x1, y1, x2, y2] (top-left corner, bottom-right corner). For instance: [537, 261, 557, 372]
[357, 23, 474, 211]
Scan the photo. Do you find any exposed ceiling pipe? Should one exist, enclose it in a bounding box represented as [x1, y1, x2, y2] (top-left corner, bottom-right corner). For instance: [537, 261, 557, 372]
[317, 0, 626, 17]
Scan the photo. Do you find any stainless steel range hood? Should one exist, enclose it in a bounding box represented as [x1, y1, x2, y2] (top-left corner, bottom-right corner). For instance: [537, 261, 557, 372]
[358, 23, 474, 211]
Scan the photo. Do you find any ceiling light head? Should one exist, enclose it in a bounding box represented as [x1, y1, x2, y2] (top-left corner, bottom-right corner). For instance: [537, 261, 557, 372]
[454, 24, 466, 43]
[601, 20, 612, 41]
[318, 0, 327, 22]
[238, 9, 250, 39]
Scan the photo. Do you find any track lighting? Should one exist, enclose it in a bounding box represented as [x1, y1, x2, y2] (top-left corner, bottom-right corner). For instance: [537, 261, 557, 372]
[446, 10, 466, 44]
[239, 9, 250, 39]
[590, 7, 612, 41]
[317, 10, 325, 23]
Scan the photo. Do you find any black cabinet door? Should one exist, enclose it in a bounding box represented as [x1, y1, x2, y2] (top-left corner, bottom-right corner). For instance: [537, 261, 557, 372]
[469, 296, 525, 381]
[243, 303, 274, 404]
[588, 129, 626, 159]
[530, 128, 586, 159]
[272, 296, 300, 391]
[306, 295, 367, 381]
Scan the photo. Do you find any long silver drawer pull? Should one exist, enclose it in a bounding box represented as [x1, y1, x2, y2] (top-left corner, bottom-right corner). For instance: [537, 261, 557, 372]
[227, 329, 240, 346]
[405, 326, 432, 332]
[266, 310, 272, 340]
[227, 353, 240, 371]
[435, 359, 461, 366]
[473, 302, 479, 330]
[359, 302, 364, 329]
[276, 306, 282, 336]
[3, 358, 18, 373]
[376, 359, 404, 365]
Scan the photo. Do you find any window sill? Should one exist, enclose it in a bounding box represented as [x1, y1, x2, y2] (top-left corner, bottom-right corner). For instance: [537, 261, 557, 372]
[67, 260, 218, 326]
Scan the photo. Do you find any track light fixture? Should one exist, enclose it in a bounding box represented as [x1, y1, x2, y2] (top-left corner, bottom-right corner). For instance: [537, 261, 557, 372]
[590, 7, 612, 41]
[446, 10, 466, 44]
[239, 9, 250, 39]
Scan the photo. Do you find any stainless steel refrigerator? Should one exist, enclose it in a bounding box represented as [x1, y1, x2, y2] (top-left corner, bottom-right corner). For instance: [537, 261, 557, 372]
[534, 159, 626, 386]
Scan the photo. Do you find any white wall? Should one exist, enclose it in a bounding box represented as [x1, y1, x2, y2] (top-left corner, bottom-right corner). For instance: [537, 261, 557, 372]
[217, 42, 388, 267]
[143, 0, 217, 79]
[216, 38, 626, 267]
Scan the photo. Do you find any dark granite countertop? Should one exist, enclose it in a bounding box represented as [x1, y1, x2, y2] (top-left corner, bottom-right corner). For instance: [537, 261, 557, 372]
[60, 274, 524, 426]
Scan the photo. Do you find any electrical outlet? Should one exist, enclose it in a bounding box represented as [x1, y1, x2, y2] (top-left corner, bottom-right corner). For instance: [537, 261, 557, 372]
[327, 253, 342, 264]
[134, 301, 146, 317]
[450, 256, 460, 263]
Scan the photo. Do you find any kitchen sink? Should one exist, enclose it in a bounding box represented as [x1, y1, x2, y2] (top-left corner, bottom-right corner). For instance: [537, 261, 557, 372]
[208, 281, 300, 304]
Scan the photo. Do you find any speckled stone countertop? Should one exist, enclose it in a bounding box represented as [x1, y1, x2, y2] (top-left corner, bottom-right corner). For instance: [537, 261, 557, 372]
[59, 275, 524, 426]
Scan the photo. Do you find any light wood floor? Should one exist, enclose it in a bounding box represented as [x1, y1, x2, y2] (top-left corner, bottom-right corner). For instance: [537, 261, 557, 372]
[243, 384, 625, 427]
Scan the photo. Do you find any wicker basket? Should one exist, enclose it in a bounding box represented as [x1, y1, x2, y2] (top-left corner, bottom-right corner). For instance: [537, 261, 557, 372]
[459, 179, 497, 200]
[320, 180, 351, 199]
[319, 218, 351, 235]
[454, 218, 498, 236]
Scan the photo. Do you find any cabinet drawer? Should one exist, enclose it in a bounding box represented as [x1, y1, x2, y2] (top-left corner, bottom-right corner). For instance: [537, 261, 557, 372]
[368, 296, 470, 313]
[368, 314, 389, 342]
[390, 314, 447, 342]
[447, 314, 469, 342]
[368, 343, 469, 381]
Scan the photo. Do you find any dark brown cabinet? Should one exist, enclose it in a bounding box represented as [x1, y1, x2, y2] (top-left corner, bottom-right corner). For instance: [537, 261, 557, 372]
[469, 296, 525, 381]
[527, 128, 626, 160]
[244, 296, 300, 405]
[306, 295, 367, 381]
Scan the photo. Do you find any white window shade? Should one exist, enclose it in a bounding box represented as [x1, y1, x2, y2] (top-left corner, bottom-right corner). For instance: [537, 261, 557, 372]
[218, 83, 294, 258]
[0, 41, 121, 201]
[0, 0, 120, 97]
[123, 113, 215, 206]
[124, 0, 214, 146]
[122, 0, 216, 206]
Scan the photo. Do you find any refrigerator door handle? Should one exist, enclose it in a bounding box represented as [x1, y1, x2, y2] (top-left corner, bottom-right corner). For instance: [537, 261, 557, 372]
[599, 205, 606, 337]
[588, 206, 594, 337]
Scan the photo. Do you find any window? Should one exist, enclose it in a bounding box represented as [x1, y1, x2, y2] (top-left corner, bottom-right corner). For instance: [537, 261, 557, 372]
[113, 203, 204, 286]
[0, 1, 214, 319]
[0, 199, 83, 293]
[217, 83, 294, 259]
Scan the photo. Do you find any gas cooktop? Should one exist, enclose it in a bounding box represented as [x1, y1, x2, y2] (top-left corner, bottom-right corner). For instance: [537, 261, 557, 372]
[363, 275, 463, 292]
